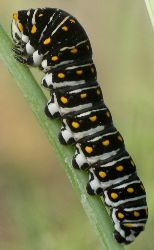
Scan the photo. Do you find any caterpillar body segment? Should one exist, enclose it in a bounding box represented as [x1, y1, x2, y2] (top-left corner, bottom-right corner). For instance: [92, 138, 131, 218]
[45, 83, 103, 119]
[11, 8, 148, 244]
[59, 104, 113, 144]
[86, 151, 137, 194]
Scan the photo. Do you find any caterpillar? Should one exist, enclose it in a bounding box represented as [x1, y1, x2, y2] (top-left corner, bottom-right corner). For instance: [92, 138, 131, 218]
[11, 8, 148, 244]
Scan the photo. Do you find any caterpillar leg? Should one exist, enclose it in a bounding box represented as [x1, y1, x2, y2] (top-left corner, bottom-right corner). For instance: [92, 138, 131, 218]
[13, 42, 25, 49]
[12, 42, 31, 64]
[12, 38, 36, 64]
[58, 123, 75, 145]
[12, 46, 26, 56]
[45, 94, 61, 118]
[86, 170, 103, 195]
[42, 73, 53, 89]
[12, 44, 35, 66]
[13, 51, 43, 67]
[14, 54, 34, 65]
[12, 39, 43, 67]
[72, 147, 89, 170]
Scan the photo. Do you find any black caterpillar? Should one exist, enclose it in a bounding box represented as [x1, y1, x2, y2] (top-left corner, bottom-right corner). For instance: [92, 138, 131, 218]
[11, 8, 148, 244]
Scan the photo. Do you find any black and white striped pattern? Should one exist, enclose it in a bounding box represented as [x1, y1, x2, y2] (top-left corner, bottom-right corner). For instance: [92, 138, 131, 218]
[11, 8, 148, 244]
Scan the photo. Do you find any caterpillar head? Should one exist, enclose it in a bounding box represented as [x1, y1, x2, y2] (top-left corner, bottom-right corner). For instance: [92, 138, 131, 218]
[11, 11, 29, 44]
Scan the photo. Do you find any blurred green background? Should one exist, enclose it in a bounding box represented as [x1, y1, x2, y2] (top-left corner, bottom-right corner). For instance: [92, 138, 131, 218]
[0, 0, 154, 249]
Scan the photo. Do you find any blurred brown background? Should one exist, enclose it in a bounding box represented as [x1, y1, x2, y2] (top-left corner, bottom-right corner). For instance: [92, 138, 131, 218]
[0, 0, 154, 249]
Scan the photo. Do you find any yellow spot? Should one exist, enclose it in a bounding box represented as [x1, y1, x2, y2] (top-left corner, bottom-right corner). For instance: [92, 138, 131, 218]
[131, 160, 135, 166]
[13, 13, 18, 21]
[118, 212, 125, 219]
[102, 140, 110, 146]
[80, 93, 87, 99]
[76, 70, 83, 75]
[51, 56, 59, 61]
[111, 192, 118, 200]
[124, 224, 133, 228]
[145, 208, 148, 215]
[85, 146, 93, 154]
[106, 111, 110, 117]
[70, 19, 76, 23]
[60, 96, 68, 104]
[72, 121, 79, 129]
[127, 187, 134, 193]
[134, 211, 140, 217]
[117, 135, 123, 141]
[58, 73, 65, 79]
[39, 13, 43, 17]
[97, 89, 101, 95]
[99, 171, 106, 178]
[31, 25, 37, 34]
[18, 23, 23, 32]
[70, 48, 78, 54]
[116, 165, 124, 172]
[89, 115, 97, 122]
[91, 67, 95, 73]
[43, 37, 51, 45]
[62, 26, 68, 31]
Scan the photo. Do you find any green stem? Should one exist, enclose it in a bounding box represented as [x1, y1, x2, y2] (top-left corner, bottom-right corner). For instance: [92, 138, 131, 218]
[145, 0, 154, 30]
[0, 24, 124, 250]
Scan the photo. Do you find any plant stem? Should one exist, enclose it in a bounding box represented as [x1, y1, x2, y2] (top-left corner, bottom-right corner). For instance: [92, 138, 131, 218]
[0, 24, 124, 250]
[145, 0, 154, 30]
